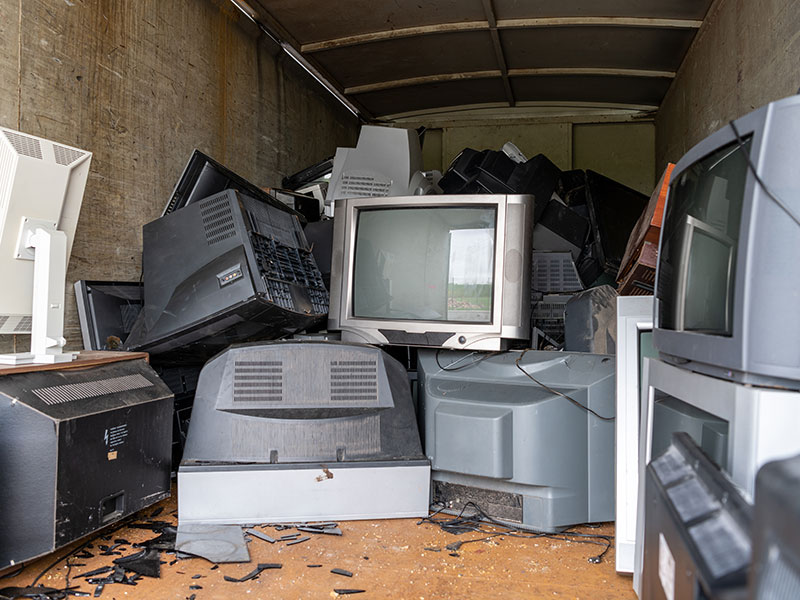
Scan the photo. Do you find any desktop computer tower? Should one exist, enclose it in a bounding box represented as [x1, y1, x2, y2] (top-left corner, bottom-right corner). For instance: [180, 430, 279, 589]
[0, 357, 173, 568]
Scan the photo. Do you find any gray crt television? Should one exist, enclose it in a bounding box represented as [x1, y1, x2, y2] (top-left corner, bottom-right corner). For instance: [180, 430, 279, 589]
[654, 95, 800, 389]
[328, 195, 534, 351]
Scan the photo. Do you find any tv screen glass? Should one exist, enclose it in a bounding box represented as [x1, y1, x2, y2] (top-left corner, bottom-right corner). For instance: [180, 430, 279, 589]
[353, 206, 497, 323]
[659, 138, 751, 335]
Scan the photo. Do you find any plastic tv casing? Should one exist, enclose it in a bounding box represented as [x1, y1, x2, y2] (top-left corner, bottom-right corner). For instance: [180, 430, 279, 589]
[653, 94, 800, 389]
[327, 194, 534, 351]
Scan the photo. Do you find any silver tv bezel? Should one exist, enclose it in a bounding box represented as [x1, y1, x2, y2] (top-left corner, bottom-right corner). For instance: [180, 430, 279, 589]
[327, 194, 533, 351]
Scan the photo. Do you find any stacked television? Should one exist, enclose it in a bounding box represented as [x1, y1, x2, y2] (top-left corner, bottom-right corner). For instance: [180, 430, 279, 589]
[630, 95, 800, 597]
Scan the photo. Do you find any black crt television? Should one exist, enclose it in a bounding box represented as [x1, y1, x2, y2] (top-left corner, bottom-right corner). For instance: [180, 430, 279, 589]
[125, 188, 328, 364]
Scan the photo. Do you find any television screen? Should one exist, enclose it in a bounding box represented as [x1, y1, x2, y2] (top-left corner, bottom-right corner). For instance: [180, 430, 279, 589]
[658, 138, 751, 335]
[353, 206, 497, 323]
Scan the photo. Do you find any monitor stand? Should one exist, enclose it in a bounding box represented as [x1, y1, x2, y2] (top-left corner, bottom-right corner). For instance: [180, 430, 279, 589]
[0, 220, 76, 365]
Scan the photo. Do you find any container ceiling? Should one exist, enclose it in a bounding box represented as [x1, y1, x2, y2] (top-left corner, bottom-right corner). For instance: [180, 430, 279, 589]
[246, 0, 714, 120]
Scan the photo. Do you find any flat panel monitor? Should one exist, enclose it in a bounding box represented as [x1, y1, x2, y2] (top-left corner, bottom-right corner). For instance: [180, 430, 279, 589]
[654, 95, 800, 389]
[74, 280, 143, 350]
[327, 194, 534, 351]
[0, 128, 91, 363]
[162, 150, 305, 222]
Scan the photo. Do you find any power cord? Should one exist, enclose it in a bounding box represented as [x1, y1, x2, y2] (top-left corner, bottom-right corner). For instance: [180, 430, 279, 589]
[729, 121, 800, 228]
[419, 501, 613, 564]
[514, 349, 615, 421]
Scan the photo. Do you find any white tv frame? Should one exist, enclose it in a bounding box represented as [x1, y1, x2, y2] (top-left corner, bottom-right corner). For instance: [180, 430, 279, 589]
[632, 357, 800, 595]
[614, 295, 654, 575]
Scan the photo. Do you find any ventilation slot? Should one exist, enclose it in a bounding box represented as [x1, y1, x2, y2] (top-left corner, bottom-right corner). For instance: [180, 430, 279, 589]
[330, 360, 378, 402]
[53, 144, 87, 166]
[32, 374, 153, 406]
[340, 173, 392, 198]
[3, 131, 42, 160]
[199, 195, 236, 245]
[233, 360, 283, 402]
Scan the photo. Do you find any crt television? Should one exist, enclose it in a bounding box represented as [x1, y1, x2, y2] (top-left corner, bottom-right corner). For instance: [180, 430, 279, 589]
[327, 194, 534, 351]
[654, 94, 800, 389]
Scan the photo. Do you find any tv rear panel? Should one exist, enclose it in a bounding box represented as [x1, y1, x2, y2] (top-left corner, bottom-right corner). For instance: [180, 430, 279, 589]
[418, 349, 615, 532]
[178, 341, 430, 525]
[125, 189, 328, 363]
[0, 357, 173, 569]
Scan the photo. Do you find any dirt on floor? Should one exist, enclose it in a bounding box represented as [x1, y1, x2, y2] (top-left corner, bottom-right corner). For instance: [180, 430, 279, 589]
[0, 490, 636, 599]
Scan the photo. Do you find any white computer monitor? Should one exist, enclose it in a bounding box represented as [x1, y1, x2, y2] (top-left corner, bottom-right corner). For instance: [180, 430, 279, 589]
[614, 295, 655, 575]
[0, 127, 91, 363]
[632, 356, 800, 595]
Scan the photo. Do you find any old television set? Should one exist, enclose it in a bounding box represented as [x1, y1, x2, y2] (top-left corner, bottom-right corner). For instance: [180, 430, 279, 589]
[654, 94, 800, 389]
[125, 188, 328, 364]
[632, 355, 800, 595]
[328, 194, 534, 351]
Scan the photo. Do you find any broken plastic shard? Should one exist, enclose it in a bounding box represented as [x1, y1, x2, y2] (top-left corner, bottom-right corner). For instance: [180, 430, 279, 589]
[175, 524, 250, 563]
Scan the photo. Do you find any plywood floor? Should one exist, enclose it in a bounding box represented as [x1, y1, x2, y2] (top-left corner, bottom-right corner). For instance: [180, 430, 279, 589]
[1, 491, 636, 599]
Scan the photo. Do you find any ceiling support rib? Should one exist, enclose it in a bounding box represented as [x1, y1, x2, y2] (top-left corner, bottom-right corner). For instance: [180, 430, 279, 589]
[300, 17, 703, 53]
[344, 68, 674, 95]
[481, 0, 514, 107]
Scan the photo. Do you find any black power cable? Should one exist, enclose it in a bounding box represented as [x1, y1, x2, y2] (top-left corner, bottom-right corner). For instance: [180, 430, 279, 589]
[514, 349, 615, 421]
[729, 120, 800, 228]
[419, 501, 613, 564]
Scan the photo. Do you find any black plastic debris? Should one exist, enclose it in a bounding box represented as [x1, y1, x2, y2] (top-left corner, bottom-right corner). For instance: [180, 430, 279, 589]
[150, 507, 164, 518]
[113, 549, 161, 578]
[210, 565, 219, 571]
[278, 533, 300, 541]
[307, 564, 322, 568]
[189, 585, 202, 590]
[334, 589, 365, 595]
[297, 526, 342, 536]
[245, 529, 276, 543]
[76, 566, 114, 579]
[330, 568, 353, 577]
[223, 563, 282, 583]
[114, 539, 130, 545]
[449, 552, 460, 557]
[190, 575, 203, 580]
[93, 583, 104, 597]
[286, 536, 310, 546]
[423, 547, 441, 552]
[136, 527, 177, 551]
[187, 595, 196, 600]
[0, 586, 64, 600]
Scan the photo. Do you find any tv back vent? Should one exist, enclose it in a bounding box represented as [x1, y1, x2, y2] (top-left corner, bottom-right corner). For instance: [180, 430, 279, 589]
[531, 251, 584, 294]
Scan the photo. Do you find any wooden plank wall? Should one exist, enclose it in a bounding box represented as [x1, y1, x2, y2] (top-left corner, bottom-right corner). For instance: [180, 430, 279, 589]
[0, 0, 359, 352]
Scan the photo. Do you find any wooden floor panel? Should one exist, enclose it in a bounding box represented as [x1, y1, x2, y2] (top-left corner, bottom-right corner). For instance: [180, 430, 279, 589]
[1, 491, 636, 599]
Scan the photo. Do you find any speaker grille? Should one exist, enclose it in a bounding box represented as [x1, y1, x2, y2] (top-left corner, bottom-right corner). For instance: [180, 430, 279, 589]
[233, 360, 283, 402]
[199, 194, 236, 245]
[3, 131, 42, 160]
[330, 359, 377, 402]
[32, 374, 153, 406]
[53, 144, 87, 166]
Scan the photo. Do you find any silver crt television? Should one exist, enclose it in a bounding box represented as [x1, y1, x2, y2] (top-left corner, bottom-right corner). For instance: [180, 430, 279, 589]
[327, 194, 534, 351]
[654, 94, 800, 389]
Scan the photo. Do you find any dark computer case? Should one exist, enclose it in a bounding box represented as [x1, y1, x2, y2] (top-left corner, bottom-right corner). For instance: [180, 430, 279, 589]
[0, 358, 173, 569]
[125, 188, 328, 363]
